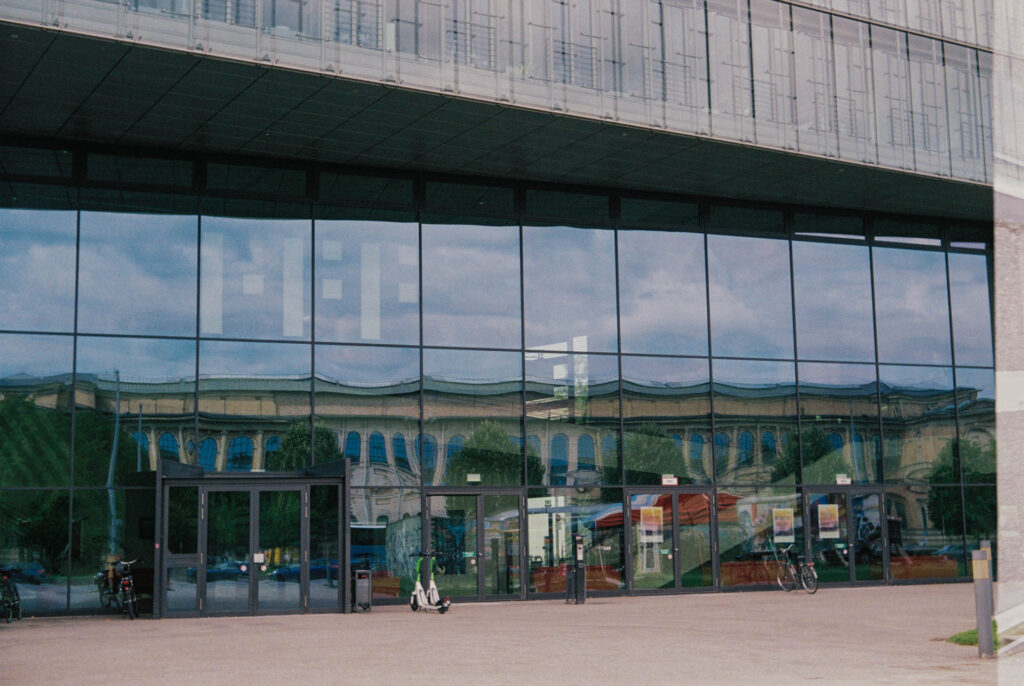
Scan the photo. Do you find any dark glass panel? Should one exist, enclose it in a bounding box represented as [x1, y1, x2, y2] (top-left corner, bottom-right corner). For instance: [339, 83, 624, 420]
[202, 198, 309, 220]
[257, 489, 301, 611]
[423, 182, 515, 217]
[954, 368, 994, 482]
[716, 487, 801, 587]
[622, 356, 710, 486]
[350, 488, 420, 601]
[523, 225, 617, 353]
[798, 362, 880, 485]
[78, 211, 198, 336]
[200, 216, 311, 340]
[526, 352, 619, 486]
[619, 198, 700, 230]
[878, 365, 955, 483]
[792, 212, 864, 240]
[0, 334, 73, 487]
[806, 490, 850, 583]
[87, 154, 193, 188]
[74, 337, 195, 486]
[0, 145, 73, 178]
[424, 349, 523, 487]
[309, 484, 340, 610]
[206, 163, 306, 197]
[315, 219, 418, 345]
[524, 189, 610, 226]
[315, 345, 419, 487]
[429, 494, 479, 597]
[964, 486, 996, 578]
[165, 567, 198, 613]
[0, 489, 69, 614]
[706, 205, 784, 234]
[0, 208, 77, 332]
[712, 359, 797, 485]
[618, 230, 708, 356]
[205, 490, 250, 613]
[526, 489, 624, 593]
[629, 492, 675, 590]
[793, 240, 875, 362]
[872, 247, 951, 364]
[198, 341, 310, 472]
[320, 173, 414, 208]
[873, 218, 942, 246]
[1, 183, 76, 210]
[948, 253, 993, 367]
[422, 223, 521, 348]
[483, 494, 521, 597]
[167, 486, 198, 556]
[708, 234, 793, 359]
[78, 189, 198, 215]
[70, 487, 156, 614]
[850, 491, 884, 581]
[887, 485, 965, 579]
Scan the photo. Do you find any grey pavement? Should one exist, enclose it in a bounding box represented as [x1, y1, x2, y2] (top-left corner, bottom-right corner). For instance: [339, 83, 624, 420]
[0, 584, 1004, 685]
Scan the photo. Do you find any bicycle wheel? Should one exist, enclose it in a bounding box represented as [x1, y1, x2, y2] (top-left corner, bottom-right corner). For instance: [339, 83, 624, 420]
[800, 564, 818, 594]
[99, 585, 111, 608]
[9, 584, 20, 620]
[126, 589, 139, 619]
[776, 562, 795, 591]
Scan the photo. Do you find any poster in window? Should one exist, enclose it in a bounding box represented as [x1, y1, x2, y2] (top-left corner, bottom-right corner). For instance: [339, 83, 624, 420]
[818, 503, 841, 539]
[772, 507, 795, 544]
[640, 506, 663, 543]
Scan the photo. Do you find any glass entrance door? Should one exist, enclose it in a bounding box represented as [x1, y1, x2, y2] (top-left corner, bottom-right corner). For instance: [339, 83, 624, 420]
[627, 490, 714, 592]
[807, 488, 884, 584]
[427, 492, 524, 600]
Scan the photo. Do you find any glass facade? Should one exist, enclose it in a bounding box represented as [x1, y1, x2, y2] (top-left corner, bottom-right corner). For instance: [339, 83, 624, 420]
[0, 0, 993, 183]
[0, 141, 993, 613]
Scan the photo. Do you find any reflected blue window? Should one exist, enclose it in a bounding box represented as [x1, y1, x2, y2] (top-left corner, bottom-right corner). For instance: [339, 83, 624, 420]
[528, 435, 542, 457]
[265, 435, 281, 463]
[578, 434, 595, 471]
[158, 432, 179, 461]
[187, 440, 194, 456]
[761, 432, 776, 465]
[199, 438, 217, 471]
[714, 433, 730, 476]
[369, 432, 387, 464]
[828, 432, 844, 452]
[551, 434, 569, 486]
[393, 433, 411, 471]
[873, 434, 884, 477]
[417, 435, 438, 484]
[853, 433, 866, 476]
[344, 431, 361, 464]
[601, 435, 616, 462]
[132, 432, 150, 452]
[227, 436, 253, 472]
[737, 431, 754, 467]
[690, 435, 705, 475]
[672, 434, 683, 448]
[445, 435, 465, 480]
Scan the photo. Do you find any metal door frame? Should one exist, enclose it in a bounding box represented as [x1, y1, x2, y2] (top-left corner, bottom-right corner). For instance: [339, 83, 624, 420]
[803, 485, 888, 585]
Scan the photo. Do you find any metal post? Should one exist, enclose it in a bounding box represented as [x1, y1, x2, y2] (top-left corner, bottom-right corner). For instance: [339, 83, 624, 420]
[980, 540, 994, 617]
[972, 550, 994, 658]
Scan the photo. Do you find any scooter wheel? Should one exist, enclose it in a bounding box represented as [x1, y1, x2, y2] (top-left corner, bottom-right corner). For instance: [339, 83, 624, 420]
[410, 596, 419, 612]
[438, 605, 448, 614]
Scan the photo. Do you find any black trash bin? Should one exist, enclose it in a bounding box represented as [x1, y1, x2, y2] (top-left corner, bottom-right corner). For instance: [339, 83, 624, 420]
[353, 569, 371, 612]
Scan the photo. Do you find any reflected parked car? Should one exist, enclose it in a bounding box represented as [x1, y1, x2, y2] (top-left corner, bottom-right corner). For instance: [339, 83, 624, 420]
[1, 561, 48, 584]
[186, 560, 248, 582]
[272, 558, 339, 582]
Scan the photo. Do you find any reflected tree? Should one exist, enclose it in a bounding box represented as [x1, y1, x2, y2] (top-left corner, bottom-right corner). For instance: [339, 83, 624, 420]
[771, 426, 832, 483]
[927, 439, 996, 538]
[268, 422, 343, 471]
[445, 421, 544, 491]
[624, 423, 688, 485]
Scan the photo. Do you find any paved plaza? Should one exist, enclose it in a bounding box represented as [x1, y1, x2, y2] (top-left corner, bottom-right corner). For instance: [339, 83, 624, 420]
[0, 584, 1013, 685]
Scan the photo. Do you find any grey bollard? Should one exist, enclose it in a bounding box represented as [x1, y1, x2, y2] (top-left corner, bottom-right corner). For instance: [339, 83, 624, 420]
[980, 540, 994, 616]
[972, 550, 994, 658]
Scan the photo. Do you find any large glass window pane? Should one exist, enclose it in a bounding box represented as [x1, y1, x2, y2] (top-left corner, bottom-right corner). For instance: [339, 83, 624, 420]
[315, 219, 418, 345]
[873, 247, 951, 365]
[483, 494, 522, 596]
[73, 337, 195, 486]
[309, 484, 340, 610]
[649, 0, 711, 134]
[350, 488, 420, 601]
[792, 6, 837, 157]
[257, 489, 301, 612]
[871, 27, 914, 170]
[198, 341, 310, 472]
[618, 229, 707, 356]
[793, 240, 875, 362]
[712, 359, 797, 484]
[622, 356, 710, 486]
[199, 216, 311, 340]
[717, 486, 801, 587]
[315, 345, 419, 487]
[945, 45, 987, 182]
[523, 225, 617, 353]
[887, 485, 964, 580]
[708, 234, 793, 359]
[422, 223, 521, 348]
[0, 489, 69, 614]
[424, 349, 524, 486]
[964, 485, 996, 577]
[954, 367, 995, 483]
[0, 334, 73, 487]
[527, 489, 624, 593]
[750, 0, 797, 150]
[707, 0, 754, 141]
[526, 352, 619, 486]
[429, 494, 478, 597]
[799, 362, 881, 484]
[907, 35, 950, 176]
[0, 209, 76, 333]
[948, 253, 993, 367]
[205, 490, 250, 614]
[878, 365, 955, 483]
[78, 212, 198, 336]
[832, 17, 876, 163]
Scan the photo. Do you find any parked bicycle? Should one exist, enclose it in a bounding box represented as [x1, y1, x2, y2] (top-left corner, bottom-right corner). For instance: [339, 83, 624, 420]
[776, 544, 818, 594]
[96, 559, 140, 618]
[1, 567, 21, 623]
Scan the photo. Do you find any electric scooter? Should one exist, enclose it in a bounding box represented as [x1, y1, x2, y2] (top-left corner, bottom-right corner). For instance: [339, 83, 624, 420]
[409, 552, 451, 614]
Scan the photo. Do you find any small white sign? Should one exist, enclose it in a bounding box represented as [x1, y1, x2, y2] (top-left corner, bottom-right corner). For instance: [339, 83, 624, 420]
[466, 473, 481, 483]
[661, 475, 679, 486]
[253, 552, 266, 564]
[836, 474, 852, 485]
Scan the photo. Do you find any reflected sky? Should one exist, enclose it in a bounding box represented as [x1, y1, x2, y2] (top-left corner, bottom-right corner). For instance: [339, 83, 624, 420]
[315, 345, 418, 386]
[873, 247, 951, 364]
[793, 240, 874, 362]
[0, 333, 73, 378]
[948, 253, 993, 366]
[713, 358, 796, 389]
[199, 340, 310, 376]
[424, 348, 522, 385]
[523, 225, 618, 352]
[708, 235, 793, 359]
[0, 209, 77, 332]
[76, 336, 195, 381]
[422, 223, 521, 348]
[78, 212, 198, 336]
[621, 355, 709, 389]
[618, 230, 708, 355]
